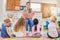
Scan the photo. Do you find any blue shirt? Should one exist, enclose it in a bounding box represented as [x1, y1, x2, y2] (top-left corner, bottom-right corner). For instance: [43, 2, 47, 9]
[1, 24, 10, 38]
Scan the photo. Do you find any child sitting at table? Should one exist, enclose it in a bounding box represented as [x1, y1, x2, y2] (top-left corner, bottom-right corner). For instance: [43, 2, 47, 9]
[32, 18, 41, 37]
[13, 17, 26, 37]
[1, 19, 12, 38]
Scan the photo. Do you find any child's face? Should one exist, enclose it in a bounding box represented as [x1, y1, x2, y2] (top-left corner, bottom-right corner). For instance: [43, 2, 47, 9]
[4, 22, 11, 27]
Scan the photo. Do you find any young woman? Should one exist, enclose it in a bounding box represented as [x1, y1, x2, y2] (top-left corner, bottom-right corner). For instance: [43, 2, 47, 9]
[22, 2, 34, 32]
[13, 18, 26, 37]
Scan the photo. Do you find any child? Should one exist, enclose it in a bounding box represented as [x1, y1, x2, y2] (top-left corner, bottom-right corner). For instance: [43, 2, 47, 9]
[32, 18, 41, 37]
[13, 17, 26, 37]
[47, 16, 58, 39]
[1, 19, 12, 38]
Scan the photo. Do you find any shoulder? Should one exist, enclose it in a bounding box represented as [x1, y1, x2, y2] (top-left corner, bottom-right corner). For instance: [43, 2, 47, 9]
[37, 25, 41, 27]
[48, 22, 55, 27]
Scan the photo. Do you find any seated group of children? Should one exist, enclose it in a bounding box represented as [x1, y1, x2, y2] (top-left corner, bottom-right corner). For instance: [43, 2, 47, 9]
[0, 17, 41, 38]
[0, 16, 60, 39]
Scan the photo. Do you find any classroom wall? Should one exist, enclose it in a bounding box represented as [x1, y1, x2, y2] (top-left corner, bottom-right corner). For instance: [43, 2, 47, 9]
[0, 0, 3, 23]
[1, 0, 60, 23]
[31, 0, 57, 4]
[57, 0, 60, 7]
[3, 0, 23, 22]
[3, 0, 29, 18]
[21, 0, 29, 5]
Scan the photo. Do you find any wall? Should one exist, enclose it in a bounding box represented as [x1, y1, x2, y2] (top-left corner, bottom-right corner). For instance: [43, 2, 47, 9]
[31, 0, 57, 4]
[57, 0, 60, 7]
[0, 0, 3, 22]
[2, 0, 58, 23]
[21, 0, 29, 5]
[3, 0, 29, 20]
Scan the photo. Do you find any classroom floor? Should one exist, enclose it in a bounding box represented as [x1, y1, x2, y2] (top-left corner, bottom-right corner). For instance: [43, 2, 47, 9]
[0, 29, 60, 40]
[0, 31, 60, 40]
[0, 38, 60, 40]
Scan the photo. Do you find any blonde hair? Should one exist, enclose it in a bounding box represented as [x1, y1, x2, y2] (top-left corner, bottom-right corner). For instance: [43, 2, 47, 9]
[14, 18, 25, 32]
[50, 16, 57, 23]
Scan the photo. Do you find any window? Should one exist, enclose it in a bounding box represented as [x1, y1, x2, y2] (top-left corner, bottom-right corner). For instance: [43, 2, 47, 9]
[30, 3, 41, 12]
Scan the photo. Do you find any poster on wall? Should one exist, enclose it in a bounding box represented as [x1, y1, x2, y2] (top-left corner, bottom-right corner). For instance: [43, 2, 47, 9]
[41, 3, 56, 18]
[41, 6, 51, 18]
[6, 0, 20, 11]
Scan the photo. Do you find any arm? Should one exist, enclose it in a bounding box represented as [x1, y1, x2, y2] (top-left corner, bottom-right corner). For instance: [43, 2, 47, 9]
[55, 22, 59, 31]
[37, 25, 41, 33]
[6, 27, 12, 37]
[31, 12, 35, 18]
[32, 26, 37, 34]
[22, 11, 28, 19]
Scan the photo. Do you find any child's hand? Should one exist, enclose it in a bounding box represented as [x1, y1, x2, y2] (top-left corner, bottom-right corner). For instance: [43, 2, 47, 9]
[12, 34, 16, 37]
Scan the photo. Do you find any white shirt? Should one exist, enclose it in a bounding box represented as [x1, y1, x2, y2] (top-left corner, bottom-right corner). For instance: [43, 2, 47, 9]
[12, 26, 25, 37]
[13, 31, 24, 37]
[48, 22, 58, 37]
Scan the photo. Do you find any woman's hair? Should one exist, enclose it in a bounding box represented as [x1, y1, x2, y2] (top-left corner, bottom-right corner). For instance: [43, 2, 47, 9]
[26, 2, 30, 5]
[50, 16, 57, 23]
[4, 19, 11, 23]
[14, 18, 25, 32]
[33, 18, 39, 31]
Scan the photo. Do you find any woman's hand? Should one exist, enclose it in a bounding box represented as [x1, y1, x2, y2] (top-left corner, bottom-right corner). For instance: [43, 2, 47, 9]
[31, 12, 35, 18]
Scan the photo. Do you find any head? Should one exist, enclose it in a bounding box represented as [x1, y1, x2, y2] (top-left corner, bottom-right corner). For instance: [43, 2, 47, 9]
[14, 18, 25, 32]
[50, 16, 57, 23]
[33, 18, 39, 31]
[26, 2, 30, 10]
[33, 18, 39, 25]
[4, 19, 11, 27]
